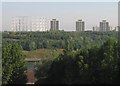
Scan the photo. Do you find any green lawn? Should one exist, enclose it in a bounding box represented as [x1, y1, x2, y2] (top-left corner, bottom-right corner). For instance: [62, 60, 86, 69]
[23, 49, 63, 59]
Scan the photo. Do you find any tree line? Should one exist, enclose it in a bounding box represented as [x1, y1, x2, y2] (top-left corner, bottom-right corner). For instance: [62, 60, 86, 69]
[2, 31, 118, 51]
[36, 38, 120, 84]
[2, 41, 27, 84]
[2, 31, 120, 85]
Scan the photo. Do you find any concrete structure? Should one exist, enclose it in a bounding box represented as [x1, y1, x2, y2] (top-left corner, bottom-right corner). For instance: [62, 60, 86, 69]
[25, 58, 48, 84]
[50, 19, 59, 31]
[114, 26, 119, 31]
[11, 16, 47, 32]
[93, 26, 100, 31]
[11, 16, 28, 31]
[99, 20, 110, 31]
[76, 19, 85, 31]
[31, 17, 47, 31]
[25, 58, 41, 84]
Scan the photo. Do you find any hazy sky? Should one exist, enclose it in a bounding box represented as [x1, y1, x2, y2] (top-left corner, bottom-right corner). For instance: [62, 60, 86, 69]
[1, 0, 120, 2]
[2, 2, 118, 31]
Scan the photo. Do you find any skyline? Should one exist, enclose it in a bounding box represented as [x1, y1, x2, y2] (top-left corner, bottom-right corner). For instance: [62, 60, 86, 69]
[10, 16, 116, 32]
[2, 2, 118, 31]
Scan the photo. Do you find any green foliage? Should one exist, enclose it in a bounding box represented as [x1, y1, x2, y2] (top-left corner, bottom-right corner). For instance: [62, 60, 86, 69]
[0, 32, 2, 85]
[35, 59, 53, 79]
[2, 41, 27, 84]
[2, 31, 120, 84]
[2, 31, 118, 51]
[45, 39, 120, 84]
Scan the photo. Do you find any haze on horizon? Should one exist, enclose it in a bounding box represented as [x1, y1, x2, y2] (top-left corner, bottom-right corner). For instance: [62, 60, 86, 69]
[2, 2, 118, 31]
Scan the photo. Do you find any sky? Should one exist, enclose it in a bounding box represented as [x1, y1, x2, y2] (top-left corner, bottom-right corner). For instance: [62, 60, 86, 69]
[1, 0, 119, 31]
[1, 0, 120, 2]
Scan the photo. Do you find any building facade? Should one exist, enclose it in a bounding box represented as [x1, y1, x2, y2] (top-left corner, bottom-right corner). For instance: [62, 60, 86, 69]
[76, 19, 85, 31]
[11, 16, 47, 32]
[93, 26, 100, 31]
[31, 17, 47, 31]
[99, 20, 110, 31]
[11, 16, 28, 31]
[50, 19, 59, 31]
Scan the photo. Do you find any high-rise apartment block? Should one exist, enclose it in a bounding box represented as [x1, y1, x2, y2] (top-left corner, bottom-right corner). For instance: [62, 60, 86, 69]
[11, 17, 115, 32]
[31, 17, 47, 31]
[50, 19, 59, 31]
[93, 26, 100, 31]
[11, 16, 47, 32]
[11, 16, 28, 31]
[76, 19, 85, 31]
[99, 20, 110, 31]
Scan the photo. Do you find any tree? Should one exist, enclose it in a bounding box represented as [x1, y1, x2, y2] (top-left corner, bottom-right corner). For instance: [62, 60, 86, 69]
[40, 39, 120, 84]
[29, 41, 37, 50]
[2, 42, 27, 84]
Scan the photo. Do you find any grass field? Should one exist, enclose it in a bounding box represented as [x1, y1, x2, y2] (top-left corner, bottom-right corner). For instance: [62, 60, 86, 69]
[23, 49, 64, 59]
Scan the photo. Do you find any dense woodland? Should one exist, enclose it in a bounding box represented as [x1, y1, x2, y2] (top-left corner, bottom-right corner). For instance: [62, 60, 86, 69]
[45, 39, 120, 84]
[2, 31, 118, 50]
[2, 31, 120, 84]
[2, 42, 27, 84]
